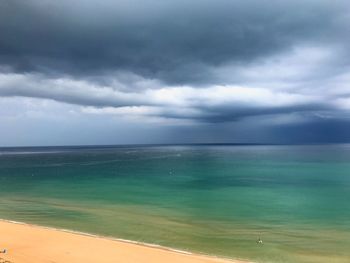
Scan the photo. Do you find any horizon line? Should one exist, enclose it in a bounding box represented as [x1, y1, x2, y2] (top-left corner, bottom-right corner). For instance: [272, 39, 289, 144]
[1, 142, 350, 149]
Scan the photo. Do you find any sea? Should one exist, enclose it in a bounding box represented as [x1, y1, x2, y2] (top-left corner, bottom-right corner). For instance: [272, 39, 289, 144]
[0, 144, 349, 263]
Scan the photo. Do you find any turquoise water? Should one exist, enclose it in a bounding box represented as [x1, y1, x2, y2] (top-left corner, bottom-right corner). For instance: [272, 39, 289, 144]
[0, 145, 349, 262]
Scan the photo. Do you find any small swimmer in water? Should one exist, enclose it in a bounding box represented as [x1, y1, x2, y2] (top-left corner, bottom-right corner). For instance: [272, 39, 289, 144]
[257, 237, 263, 244]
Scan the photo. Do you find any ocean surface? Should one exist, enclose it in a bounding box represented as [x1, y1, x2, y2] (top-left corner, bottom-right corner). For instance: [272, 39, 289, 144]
[0, 144, 349, 263]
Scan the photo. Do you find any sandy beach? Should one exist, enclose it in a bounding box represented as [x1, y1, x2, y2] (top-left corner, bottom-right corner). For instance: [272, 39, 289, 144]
[0, 220, 248, 263]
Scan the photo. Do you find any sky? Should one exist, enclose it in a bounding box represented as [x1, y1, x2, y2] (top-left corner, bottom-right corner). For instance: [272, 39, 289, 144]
[1, 0, 350, 146]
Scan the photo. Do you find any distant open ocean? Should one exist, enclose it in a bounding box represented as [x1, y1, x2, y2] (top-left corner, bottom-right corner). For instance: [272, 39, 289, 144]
[0, 144, 349, 263]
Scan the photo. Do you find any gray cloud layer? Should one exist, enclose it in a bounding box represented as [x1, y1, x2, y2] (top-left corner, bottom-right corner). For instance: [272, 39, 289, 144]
[0, 0, 350, 144]
[1, 0, 349, 83]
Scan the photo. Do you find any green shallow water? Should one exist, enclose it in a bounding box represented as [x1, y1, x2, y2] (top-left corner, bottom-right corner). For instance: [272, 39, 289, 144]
[0, 145, 349, 262]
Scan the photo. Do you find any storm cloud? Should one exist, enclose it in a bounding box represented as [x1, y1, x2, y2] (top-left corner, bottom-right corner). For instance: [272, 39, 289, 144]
[0, 0, 350, 145]
[1, 0, 349, 81]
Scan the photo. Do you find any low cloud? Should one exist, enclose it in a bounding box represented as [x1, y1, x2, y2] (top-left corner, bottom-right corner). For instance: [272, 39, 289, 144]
[0, 69, 346, 124]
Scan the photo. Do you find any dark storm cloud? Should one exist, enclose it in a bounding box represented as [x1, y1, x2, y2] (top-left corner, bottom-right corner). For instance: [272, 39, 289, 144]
[0, 0, 350, 146]
[0, 0, 348, 83]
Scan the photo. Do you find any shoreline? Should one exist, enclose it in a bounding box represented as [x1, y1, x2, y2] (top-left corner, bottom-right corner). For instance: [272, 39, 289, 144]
[0, 218, 250, 263]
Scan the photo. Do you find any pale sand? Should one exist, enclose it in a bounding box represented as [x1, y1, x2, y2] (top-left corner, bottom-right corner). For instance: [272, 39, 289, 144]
[0, 220, 249, 263]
